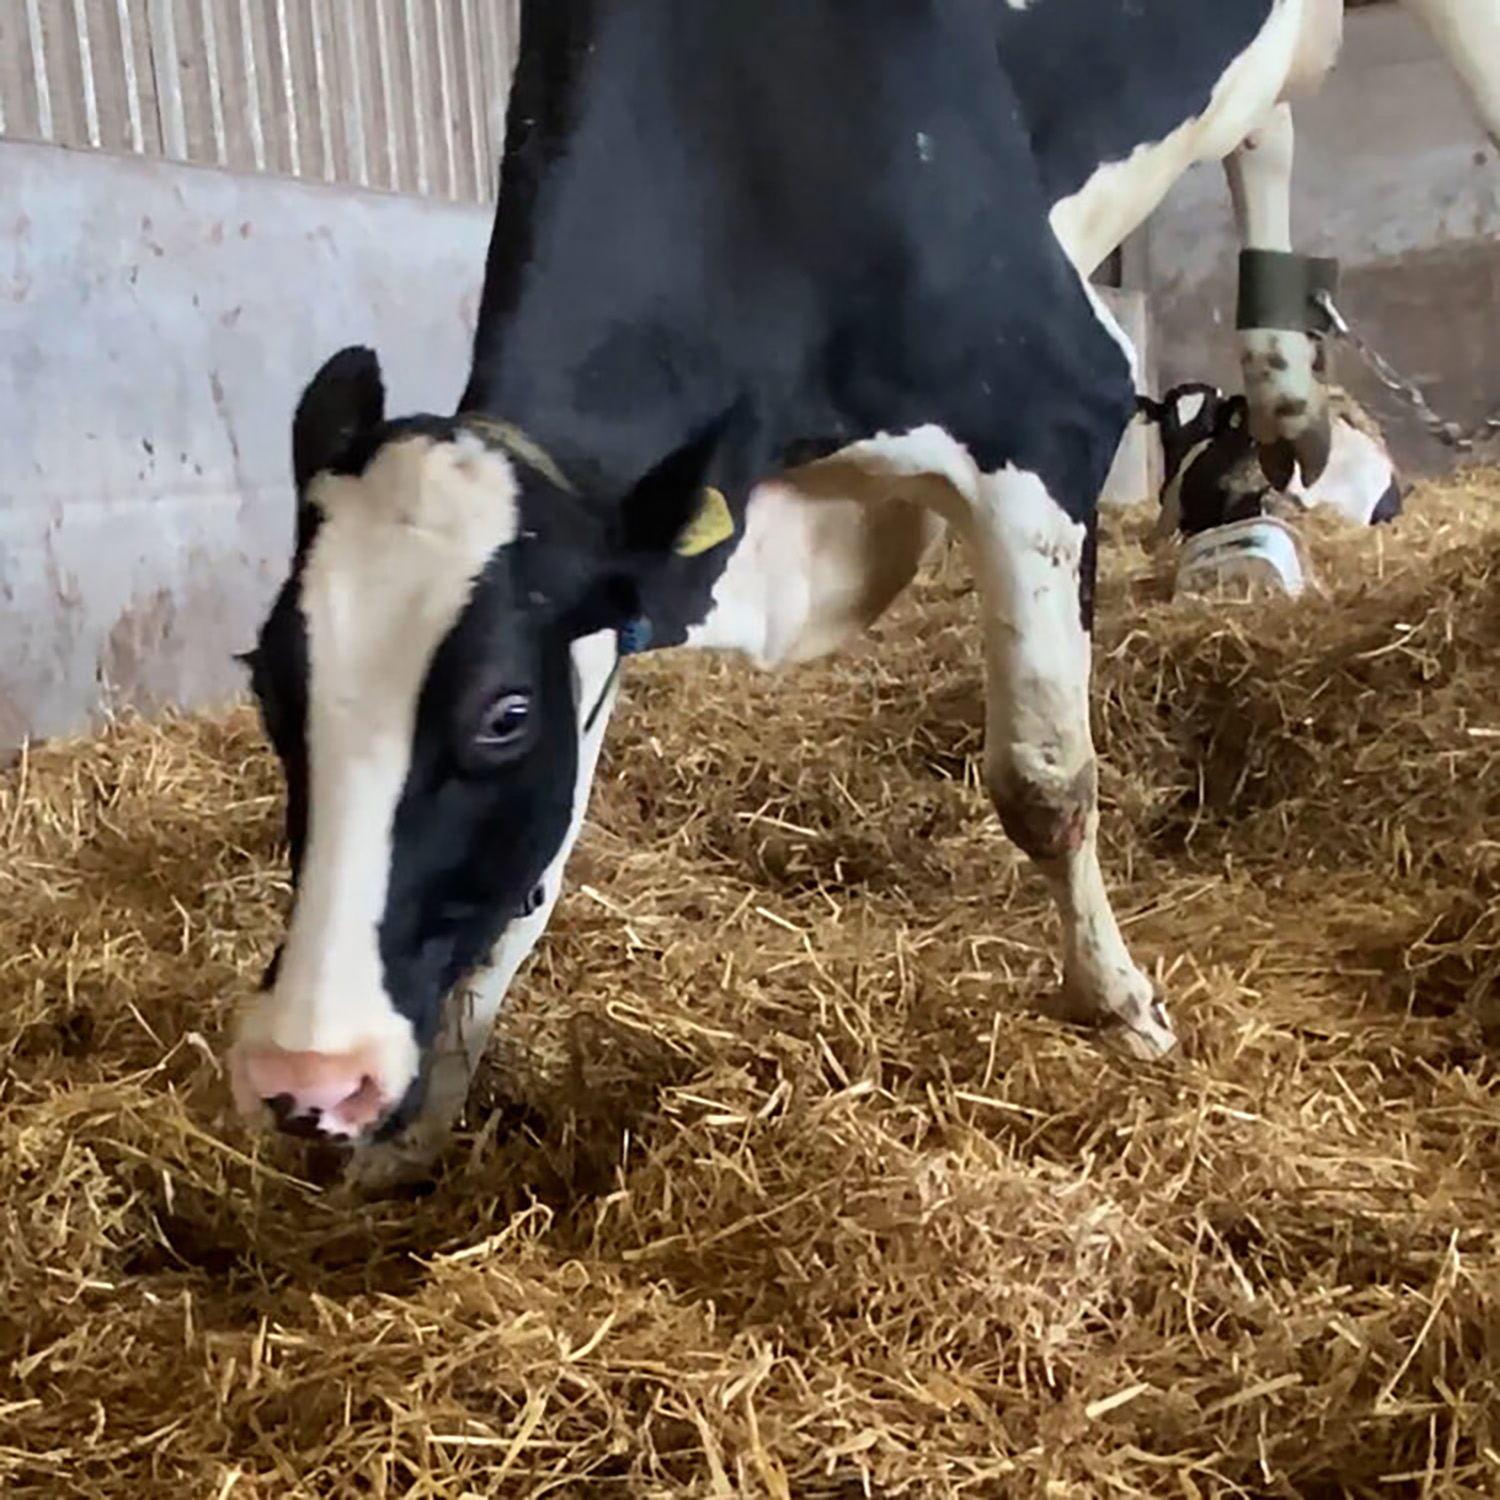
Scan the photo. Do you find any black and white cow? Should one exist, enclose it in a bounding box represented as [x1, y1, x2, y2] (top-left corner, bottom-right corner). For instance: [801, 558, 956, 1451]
[1139, 381, 1402, 538]
[229, 0, 1499, 1184]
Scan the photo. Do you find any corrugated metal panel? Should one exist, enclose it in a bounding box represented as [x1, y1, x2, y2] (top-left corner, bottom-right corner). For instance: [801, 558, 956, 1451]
[0, 0, 518, 201]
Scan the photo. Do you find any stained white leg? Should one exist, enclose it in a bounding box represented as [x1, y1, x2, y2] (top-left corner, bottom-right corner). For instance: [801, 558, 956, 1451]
[966, 465, 1175, 1059]
[345, 630, 621, 1189]
[1226, 102, 1331, 488]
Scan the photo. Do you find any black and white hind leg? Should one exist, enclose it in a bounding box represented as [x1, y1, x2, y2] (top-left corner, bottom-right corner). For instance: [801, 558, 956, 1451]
[966, 465, 1174, 1059]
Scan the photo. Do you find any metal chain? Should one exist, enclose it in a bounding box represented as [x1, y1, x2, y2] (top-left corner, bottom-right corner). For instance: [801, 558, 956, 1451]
[1314, 290, 1500, 453]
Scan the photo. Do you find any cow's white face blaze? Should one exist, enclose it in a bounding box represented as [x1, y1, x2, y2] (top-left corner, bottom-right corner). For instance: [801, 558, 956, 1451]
[232, 431, 523, 1137]
[1174, 389, 1207, 428]
[231, 346, 714, 1143]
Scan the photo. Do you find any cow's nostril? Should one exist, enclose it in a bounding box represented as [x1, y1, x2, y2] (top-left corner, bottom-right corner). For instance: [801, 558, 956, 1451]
[265, 1092, 299, 1127]
[285, 1110, 331, 1141]
[260, 1076, 386, 1139]
[329, 1075, 390, 1137]
[236, 1044, 395, 1139]
[346, 1075, 382, 1116]
[264, 1092, 328, 1139]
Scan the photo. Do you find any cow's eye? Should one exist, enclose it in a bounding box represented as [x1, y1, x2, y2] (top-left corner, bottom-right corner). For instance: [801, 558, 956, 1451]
[475, 690, 532, 751]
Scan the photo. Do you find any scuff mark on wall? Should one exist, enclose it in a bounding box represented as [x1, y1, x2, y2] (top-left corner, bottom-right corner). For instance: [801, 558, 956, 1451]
[97, 588, 178, 706]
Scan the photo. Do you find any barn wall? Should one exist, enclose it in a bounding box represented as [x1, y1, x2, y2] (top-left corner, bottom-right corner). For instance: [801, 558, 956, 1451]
[0, 0, 518, 202]
[1145, 4, 1500, 475]
[0, 140, 492, 749]
[0, 1, 521, 753]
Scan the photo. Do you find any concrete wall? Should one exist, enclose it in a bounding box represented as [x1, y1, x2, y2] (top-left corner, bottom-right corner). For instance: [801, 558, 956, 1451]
[0, 139, 491, 748]
[1145, 5, 1500, 476]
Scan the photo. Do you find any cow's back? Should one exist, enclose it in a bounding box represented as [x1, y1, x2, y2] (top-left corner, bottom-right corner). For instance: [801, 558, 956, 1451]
[993, 0, 1279, 208]
[467, 0, 1287, 510]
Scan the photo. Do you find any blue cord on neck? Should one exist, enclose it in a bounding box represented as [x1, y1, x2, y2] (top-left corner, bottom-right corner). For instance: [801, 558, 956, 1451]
[618, 617, 654, 657]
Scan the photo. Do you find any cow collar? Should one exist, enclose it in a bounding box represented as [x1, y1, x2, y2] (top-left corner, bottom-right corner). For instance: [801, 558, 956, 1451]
[458, 412, 576, 494]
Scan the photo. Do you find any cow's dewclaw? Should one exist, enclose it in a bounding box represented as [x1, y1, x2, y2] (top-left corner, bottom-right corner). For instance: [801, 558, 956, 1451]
[343, 1124, 453, 1195]
[1050, 974, 1178, 1062]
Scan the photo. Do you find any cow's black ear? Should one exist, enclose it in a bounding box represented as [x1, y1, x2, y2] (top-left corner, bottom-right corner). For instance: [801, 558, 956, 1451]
[557, 405, 747, 641]
[1218, 394, 1250, 434]
[1136, 394, 1166, 426]
[292, 346, 385, 494]
[616, 403, 744, 558]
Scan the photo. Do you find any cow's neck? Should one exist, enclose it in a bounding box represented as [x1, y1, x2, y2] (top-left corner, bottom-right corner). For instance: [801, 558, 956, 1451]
[458, 0, 898, 508]
[460, 2, 736, 497]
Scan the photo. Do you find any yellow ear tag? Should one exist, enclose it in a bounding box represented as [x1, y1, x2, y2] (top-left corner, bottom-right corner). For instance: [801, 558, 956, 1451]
[674, 486, 735, 558]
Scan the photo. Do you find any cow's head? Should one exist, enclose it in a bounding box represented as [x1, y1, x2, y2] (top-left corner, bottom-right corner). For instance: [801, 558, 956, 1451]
[228, 347, 714, 1142]
[1139, 384, 1270, 537]
[1137, 382, 1225, 491]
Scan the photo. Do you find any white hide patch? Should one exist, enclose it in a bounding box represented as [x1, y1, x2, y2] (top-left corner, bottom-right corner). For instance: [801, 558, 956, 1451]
[803, 425, 983, 512]
[1175, 390, 1208, 427]
[240, 433, 521, 1089]
[686, 473, 944, 667]
[684, 428, 962, 667]
[1291, 419, 1396, 526]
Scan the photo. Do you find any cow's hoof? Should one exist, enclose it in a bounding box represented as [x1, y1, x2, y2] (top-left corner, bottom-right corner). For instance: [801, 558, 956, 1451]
[1238, 328, 1333, 488]
[343, 1126, 451, 1196]
[1104, 993, 1178, 1061]
[1258, 426, 1331, 493]
[1050, 974, 1178, 1061]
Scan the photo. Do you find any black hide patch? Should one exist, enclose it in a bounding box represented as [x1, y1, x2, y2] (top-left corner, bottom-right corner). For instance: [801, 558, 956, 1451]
[375, 552, 584, 1052]
[993, 0, 1276, 207]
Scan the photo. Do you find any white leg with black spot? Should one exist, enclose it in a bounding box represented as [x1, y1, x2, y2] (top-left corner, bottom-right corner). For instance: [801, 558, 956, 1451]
[1225, 103, 1331, 487]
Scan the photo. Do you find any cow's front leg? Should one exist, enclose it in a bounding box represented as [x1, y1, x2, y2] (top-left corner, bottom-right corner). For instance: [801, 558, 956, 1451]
[968, 466, 1175, 1060]
[1226, 102, 1334, 489]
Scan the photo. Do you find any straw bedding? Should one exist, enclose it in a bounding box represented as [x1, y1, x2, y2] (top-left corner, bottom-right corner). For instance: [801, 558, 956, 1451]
[4, 468, 1500, 1497]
